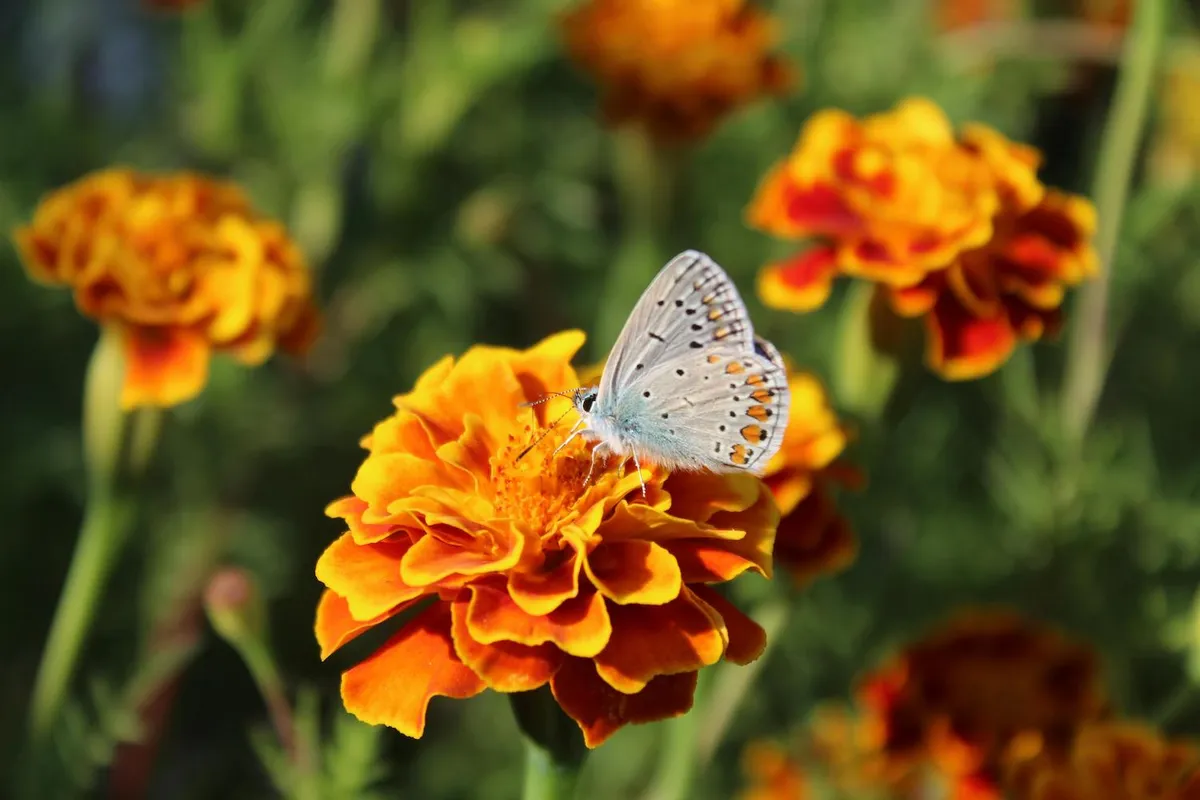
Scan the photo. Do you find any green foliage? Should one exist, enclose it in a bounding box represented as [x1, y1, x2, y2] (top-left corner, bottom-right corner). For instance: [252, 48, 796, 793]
[5, 0, 1200, 797]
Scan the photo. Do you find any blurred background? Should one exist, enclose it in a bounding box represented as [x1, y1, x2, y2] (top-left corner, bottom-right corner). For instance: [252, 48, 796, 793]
[5, 0, 1200, 797]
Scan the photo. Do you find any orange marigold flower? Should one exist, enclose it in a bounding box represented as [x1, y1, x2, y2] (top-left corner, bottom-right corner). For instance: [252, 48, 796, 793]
[1005, 721, 1200, 800]
[858, 609, 1109, 792]
[14, 168, 320, 409]
[314, 331, 777, 748]
[739, 740, 808, 800]
[935, 0, 1013, 31]
[761, 371, 860, 585]
[560, 0, 796, 143]
[748, 98, 1097, 380]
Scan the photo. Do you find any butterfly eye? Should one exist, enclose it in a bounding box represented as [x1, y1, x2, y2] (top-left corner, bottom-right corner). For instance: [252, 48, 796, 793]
[581, 393, 596, 413]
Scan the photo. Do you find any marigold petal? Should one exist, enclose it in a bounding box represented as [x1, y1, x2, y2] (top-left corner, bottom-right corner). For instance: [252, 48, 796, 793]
[663, 472, 764, 527]
[361, 410, 439, 460]
[551, 657, 698, 748]
[400, 522, 524, 586]
[324, 496, 402, 545]
[449, 596, 562, 692]
[117, 324, 211, 410]
[314, 533, 423, 620]
[667, 540, 771, 583]
[466, 583, 612, 658]
[315, 589, 418, 660]
[351, 454, 462, 519]
[689, 585, 767, 665]
[508, 543, 584, 616]
[926, 294, 1017, 381]
[757, 247, 839, 313]
[593, 588, 728, 693]
[340, 603, 485, 738]
[584, 540, 682, 606]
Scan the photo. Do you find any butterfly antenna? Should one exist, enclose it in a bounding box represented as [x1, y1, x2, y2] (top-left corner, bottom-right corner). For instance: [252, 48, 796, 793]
[516, 404, 577, 462]
[519, 389, 577, 409]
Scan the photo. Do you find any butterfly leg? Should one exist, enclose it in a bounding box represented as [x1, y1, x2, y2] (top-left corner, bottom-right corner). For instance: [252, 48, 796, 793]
[631, 450, 647, 499]
[584, 442, 609, 487]
[551, 418, 587, 458]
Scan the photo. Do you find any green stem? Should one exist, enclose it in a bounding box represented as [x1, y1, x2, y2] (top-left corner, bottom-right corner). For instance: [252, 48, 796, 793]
[28, 328, 161, 747]
[511, 687, 586, 800]
[642, 670, 711, 800]
[238, 637, 302, 769]
[1060, 0, 1165, 445]
[696, 597, 791, 765]
[522, 740, 582, 800]
[595, 127, 679, 356]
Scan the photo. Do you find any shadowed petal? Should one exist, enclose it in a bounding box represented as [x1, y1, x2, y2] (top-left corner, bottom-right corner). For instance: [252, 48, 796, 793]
[593, 589, 728, 693]
[315, 533, 424, 620]
[757, 246, 839, 313]
[466, 584, 611, 659]
[551, 658, 698, 748]
[450, 596, 562, 692]
[584, 540, 682, 606]
[508, 543, 583, 616]
[340, 602, 485, 737]
[315, 589, 419, 660]
[400, 522, 524, 585]
[690, 585, 767, 665]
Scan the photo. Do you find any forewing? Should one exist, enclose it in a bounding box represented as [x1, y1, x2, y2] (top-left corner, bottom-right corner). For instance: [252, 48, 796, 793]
[598, 250, 755, 403]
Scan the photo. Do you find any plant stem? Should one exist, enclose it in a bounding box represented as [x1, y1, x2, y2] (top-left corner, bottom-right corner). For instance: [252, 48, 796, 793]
[522, 740, 582, 800]
[1060, 0, 1165, 445]
[28, 328, 160, 748]
[511, 687, 586, 800]
[641, 670, 710, 800]
[239, 636, 301, 768]
[595, 127, 679, 356]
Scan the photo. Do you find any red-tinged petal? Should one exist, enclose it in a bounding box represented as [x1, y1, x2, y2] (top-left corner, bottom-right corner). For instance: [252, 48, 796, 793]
[449, 596, 561, 692]
[315, 589, 418, 660]
[668, 540, 770, 583]
[689, 585, 767, 666]
[593, 589, 727, 693]
[782, 182, 863, 236]
[466, 583, 612, 658]
[595, 502, 743, 545]
[926, 294, 1017, 381]
[663, 472, 764, 526]
[889, 281, 940, 318]
[117, 323, 211, 410]
[757, 247, 839, 313]
[340, 603, 485, 738]
[508, 544, 583, 616]
[314, 533, 424, 620]
[400, 522, 524, 585]
[584, 540, 682, 606]
[551, 657, 698, 749]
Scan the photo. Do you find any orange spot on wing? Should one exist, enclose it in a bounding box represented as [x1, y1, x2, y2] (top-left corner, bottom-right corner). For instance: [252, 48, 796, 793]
[728, 444, 750, 466]
[725, 361, 745, 374]
[747, 405, 770, 422]
[708, 308, 723, 320]
[714, 326, 731, 340]
[750, 389, 775, 403]
[707, 354, 722, 364]
[740, 425, 766, 443]
[745, 374, 766, 387]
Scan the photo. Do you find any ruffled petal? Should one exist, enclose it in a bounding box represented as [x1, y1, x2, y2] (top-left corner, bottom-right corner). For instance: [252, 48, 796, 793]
[584, 540, 682, 606]
[117, 324, 210, 410]
[315, 533, 423, 620]
[449, 596, 561, 692]
[466, 583, 612, 659]
[340, 603, 485, 738]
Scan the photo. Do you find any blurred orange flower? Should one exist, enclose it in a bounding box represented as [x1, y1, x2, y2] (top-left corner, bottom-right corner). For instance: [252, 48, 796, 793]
[560, 0, 796, 143]
[739, 740, 808, 800]
[748, 98, 1097, 380]
[935, 0, 1014, 32]
[857, 609, 1108, 792]
[1005, 721, 1200, 800]
[761, 371, 860, 585]
[314, 331, 777, 748]
[15, 168, 320, 409]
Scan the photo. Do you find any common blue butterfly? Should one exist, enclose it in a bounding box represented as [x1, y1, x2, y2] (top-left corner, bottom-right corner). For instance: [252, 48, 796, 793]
[528, 250, 791, 496]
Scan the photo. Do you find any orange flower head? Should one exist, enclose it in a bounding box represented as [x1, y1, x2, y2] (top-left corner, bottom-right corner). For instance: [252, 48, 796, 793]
[14, 168, 320, 409]
[760, 371, 860, 585]
[858, 610, 1109, 790]
[935, 0, 1014, 31]
[738, 740, 808, 800]
[560, 0, 796, 143]
[315, 331, 778, 748]
[749, 97, 1096, 380]
[1005, 721, 1200, 800]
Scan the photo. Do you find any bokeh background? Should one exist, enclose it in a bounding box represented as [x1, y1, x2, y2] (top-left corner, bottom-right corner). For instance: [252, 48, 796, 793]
[5, 0, 1200, 797]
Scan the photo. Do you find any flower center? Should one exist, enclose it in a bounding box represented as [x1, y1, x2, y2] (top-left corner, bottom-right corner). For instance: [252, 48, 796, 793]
[490, 422, 598, 536]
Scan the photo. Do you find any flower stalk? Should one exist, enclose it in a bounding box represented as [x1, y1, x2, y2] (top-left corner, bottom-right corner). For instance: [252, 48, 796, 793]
[511, 688, 587, 800]
[28, 326, 162, 747]
[1061, 0, 1166, 445]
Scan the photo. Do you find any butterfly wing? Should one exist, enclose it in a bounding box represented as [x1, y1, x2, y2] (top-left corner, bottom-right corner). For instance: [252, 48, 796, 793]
[598, 250, 756, 402]
[596, 251, 790, 473]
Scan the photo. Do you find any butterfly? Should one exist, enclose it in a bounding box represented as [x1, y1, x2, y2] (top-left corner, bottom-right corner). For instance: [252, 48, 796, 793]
[525, 250, 791, 497]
